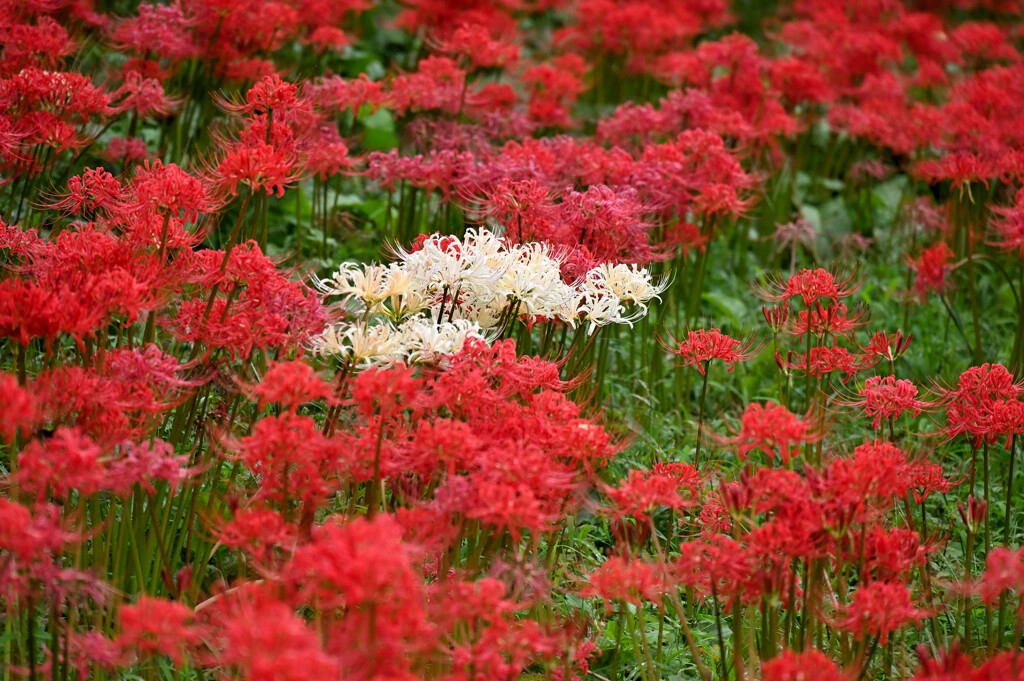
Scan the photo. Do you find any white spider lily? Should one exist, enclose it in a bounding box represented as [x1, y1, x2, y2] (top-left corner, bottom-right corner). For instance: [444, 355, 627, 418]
[307, 322, 402, 366]
[313, 262, 391, 310]
[312, 227, 667, 362]
[398, 318, 484, 364]
[578, 292, 645, 335]
[585, 263, 669, 312]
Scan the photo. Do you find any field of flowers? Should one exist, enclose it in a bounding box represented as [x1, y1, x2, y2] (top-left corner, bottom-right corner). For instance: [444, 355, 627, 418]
[4, 0, 1024, 679]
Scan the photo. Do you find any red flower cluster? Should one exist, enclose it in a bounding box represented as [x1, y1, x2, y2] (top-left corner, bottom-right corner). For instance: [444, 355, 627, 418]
[4, 0, 1024, 678]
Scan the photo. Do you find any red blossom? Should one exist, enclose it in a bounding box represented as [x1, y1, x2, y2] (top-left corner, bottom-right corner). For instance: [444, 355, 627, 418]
[839, 375, 929, 429]
[604, 464, 699, 522]
[581, 557, 668, 609]
[838, 581, 927, 645]
[908, 242, 956, 301]
[660, 326, 763, 375]
[714, 401, 818, 464]
[752, 265, 863, 306]
[762, 649, 847, 681]
[117, 596, 203, 666]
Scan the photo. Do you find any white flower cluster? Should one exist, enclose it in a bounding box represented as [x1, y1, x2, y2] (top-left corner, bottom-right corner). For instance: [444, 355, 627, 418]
[308, 228, 668, 365]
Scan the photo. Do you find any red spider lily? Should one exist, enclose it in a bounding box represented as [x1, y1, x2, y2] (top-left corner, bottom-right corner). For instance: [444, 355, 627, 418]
[785, 302, 870, 343]
[104, 345, 200, 397]
[581, 557, 669, 610]
[231, 412, 344, 508]
[673, 534, 753, 602]
[825, 441, 915, 518]
[911, 643, 983, 681]
[0, 15, 76, 76]
[13, 428, 110, 501]
[762, 304, 790, 333]
[9, 0, 1024, 676]
[629, 129, 757, 222]
[976, 546, 1024, 609]
[293, 0, 369, 49]
[430, 23, 520, 70]
[608, 517, 652, 554]
[857, 526, 939, 582]
[660, 326, 764, 375]
[665, 221, 710, 257]
[762, 649, 847, 681]
[131, 159, 211, 222]
[469, 177, 553, 242]
[117, 596, 203, 666]
[305, 26, 352, 52]
[0, 223, 187, 350]
[6, 67, 113, 118]
[389, 55, 468, 117]
[202, 585, 343, 681]
[907, 242, 956, 300]
[109, 3, 200, 63]
[366, 148, 476, 200]
[215, 508, 296, 565]
[937, 364, 1024, 405]
[751, 264, 863, 306]
[604, 463, 700, 522]
[837, 581, 928, 645]
[0, 499, 89, 600]
[914, 645, 1024, 680]
[324, 339, 614, 544]
[167, 250, 327, 360]
[557, 0, 728, 64]
[915, 152, 995, 195]
[650, 34, 799, 145]
[350, 364, 422, 419]
[838, 375, 930, 430]
[0, 499, 82, 565]
[522, 55, 588, 128]
[215, 139, 302, 198]
[430, 577, 578, 679]
[770, 217, 819, 255]
[958, 495, 988, 534]
[63, 632, 127, 679]
[111, 70, 181, 118]
[47, 167, 127, 217]
[304, 125, 353, 181]
[696, 496, 732, 537]
[281, 515, 424, 614]
[934, 364, 1024, 446]
[311, 73, 387, 116]
[909, 460, 963, 503]
[861, 330, 913, 364]
[279, 517, 435, 676]
[713, 401, 820, 464]
[241, 360, 335, 411]
[0, 279, 92, 347]
[554, 184, 660, 264]
[991, 188, 1024, 257]
[240, 74, 301, 115]
[0, 373, 38, 441]
[781, 346, 874, 383]
[31, 364, 181, 443]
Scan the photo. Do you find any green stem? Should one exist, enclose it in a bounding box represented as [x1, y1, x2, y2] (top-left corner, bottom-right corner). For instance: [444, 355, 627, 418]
[695, 364, 711, 467]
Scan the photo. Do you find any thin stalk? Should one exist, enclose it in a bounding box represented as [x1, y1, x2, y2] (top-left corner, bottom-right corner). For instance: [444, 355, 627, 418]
[365, 417, 386, 519]
[694, 364, 711, 467]
[964, 528, 976, 651]
[965, 246, 984, 364]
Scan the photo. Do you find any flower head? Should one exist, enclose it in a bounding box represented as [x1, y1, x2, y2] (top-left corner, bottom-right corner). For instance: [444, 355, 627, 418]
[752, 264, 862, 306]
[660, 326, 763, 375]
[839, 376, 929, 430]
[713, 401, 819, 463]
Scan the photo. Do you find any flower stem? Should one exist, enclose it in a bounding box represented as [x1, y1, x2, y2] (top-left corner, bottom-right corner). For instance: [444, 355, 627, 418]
[695, 363, 711, 467]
